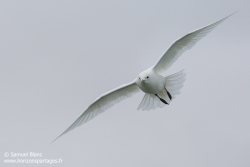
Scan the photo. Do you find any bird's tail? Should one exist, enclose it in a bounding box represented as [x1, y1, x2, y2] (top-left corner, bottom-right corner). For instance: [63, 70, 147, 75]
[165, 70, 186, 99]
[137, 70, 186, 111]
[137, 93, 166, 111]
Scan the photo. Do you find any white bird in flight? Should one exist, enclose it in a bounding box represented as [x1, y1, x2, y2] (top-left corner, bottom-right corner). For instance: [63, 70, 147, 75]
[53, 13, 235, 142]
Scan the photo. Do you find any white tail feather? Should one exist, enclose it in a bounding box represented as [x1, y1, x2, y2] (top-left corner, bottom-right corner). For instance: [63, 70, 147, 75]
[165, 70, 186, 100]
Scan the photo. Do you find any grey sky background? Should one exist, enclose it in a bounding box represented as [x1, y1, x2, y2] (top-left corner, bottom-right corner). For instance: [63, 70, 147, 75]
[1, 0, 250, 167]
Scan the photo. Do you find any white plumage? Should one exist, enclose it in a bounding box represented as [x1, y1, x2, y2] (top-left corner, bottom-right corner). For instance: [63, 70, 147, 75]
[137, 70, 186, 111]
[53, 13, 235, 142]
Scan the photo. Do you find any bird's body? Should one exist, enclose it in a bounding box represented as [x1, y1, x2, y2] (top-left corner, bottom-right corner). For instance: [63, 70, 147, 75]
[52, 12, 236, 142]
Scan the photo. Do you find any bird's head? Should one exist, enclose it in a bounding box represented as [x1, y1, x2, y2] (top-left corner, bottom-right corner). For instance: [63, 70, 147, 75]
[137, 71, 151, 84]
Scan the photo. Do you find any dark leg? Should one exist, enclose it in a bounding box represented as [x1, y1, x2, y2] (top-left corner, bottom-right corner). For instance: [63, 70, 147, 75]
[155, 94, 169, 105]
[165, 88, 172, 101]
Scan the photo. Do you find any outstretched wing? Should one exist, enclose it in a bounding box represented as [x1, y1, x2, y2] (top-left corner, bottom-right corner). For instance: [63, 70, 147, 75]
[153, 12, 236, 74]
[53, 80, 140, 142]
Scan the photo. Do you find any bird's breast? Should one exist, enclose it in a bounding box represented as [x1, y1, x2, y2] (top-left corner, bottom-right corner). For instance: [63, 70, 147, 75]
[137, 79, 164, 94]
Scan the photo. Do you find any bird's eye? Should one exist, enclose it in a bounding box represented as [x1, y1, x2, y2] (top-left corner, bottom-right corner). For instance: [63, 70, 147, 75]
[147, 76, 149, 78]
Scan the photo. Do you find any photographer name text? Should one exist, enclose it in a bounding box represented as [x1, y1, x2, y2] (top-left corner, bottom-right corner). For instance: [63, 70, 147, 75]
[8, 152, 42, 157]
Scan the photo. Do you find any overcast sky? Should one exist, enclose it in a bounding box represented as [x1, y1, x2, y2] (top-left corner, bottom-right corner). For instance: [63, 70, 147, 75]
[1, 0, 250, 167]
